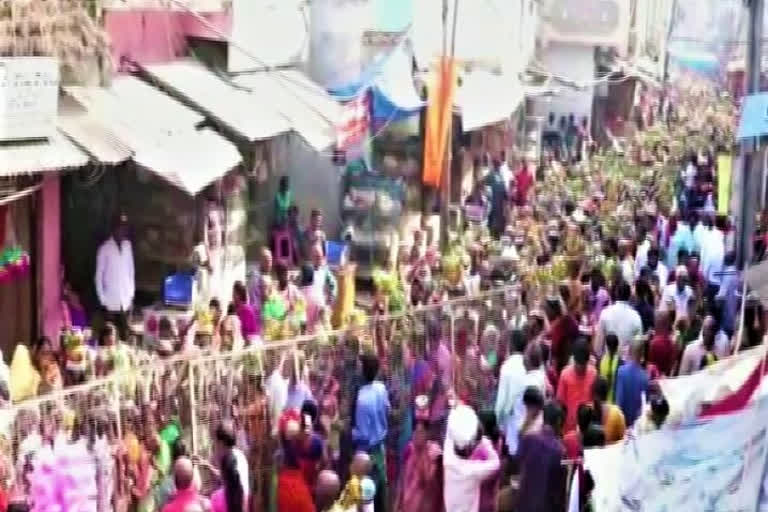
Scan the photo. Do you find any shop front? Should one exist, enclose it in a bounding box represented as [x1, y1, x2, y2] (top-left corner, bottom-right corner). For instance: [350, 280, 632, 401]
[0, 137, 89, 359]
[58, 74, 242, 342]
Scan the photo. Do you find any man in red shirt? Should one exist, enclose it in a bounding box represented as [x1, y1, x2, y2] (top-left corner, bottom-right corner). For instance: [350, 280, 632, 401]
[556, 341, 598, 433]
[545, 298, 580, 374]
[514, 159, 535, 207]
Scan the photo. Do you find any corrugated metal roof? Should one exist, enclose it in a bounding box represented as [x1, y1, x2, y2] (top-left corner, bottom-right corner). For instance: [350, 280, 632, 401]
[456, 71, 524, 132]
[0, 131, 89, 176]
[233, 69, 340, 151]
[145, 61, 340, 150]
[57, 96, 132, 165]
[133, 127, 242, 195]
[64, 76, 242, 195]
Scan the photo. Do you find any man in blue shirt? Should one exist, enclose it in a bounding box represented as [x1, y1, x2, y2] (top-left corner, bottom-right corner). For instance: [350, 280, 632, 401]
[616, 336, 650, 426]
[352, 353, 390, 511]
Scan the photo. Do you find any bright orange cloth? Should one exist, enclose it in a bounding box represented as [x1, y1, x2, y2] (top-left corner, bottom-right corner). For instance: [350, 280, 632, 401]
[422, 57, 457, 187]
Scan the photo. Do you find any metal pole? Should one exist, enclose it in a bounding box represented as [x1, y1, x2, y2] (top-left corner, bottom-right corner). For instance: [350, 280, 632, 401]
[439, 0, 460, 250]
[738, 0, 764, 269]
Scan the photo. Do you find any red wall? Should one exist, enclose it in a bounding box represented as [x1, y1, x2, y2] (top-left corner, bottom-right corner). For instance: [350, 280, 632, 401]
[104, 9, 232, 67]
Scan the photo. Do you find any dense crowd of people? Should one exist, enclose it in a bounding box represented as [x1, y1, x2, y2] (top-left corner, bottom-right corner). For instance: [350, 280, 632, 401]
[0, 79, 757, 512]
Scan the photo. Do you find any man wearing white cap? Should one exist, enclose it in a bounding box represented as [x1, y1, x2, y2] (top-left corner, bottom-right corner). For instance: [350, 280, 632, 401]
[443, 405, 500, 512]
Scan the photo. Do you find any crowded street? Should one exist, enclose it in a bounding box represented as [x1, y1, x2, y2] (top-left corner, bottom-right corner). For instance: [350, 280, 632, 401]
[0, 0, 766, 511]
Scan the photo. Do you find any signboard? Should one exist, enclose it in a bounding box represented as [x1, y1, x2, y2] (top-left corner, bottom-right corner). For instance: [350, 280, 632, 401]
[738, 93, 768, 139]
[0, 57, 59, 142]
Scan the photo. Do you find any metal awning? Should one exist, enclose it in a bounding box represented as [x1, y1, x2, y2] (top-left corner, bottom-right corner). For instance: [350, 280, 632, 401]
[64, 76, 242, 195]
[0, 132, 88, 176]
[144, 61, 340, 150]
[57, 96, 132, 165]
[456, 71, 524, 132]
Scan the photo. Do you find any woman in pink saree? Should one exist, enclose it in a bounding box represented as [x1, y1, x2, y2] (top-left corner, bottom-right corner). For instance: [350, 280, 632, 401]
[395, 397, 442, 512]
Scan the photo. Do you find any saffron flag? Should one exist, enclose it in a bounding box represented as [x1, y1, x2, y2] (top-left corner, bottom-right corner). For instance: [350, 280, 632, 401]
[717, 154, 732, 216]
[422, 57, 457, 187]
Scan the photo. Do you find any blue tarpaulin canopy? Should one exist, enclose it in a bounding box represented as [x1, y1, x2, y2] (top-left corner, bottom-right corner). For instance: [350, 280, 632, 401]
[738, 93, 768, 139]
[328, 39, 423, 122]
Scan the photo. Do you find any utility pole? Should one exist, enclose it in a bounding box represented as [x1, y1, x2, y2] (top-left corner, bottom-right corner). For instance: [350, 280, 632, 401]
[439, 0, 459, 250]
[738, 0, 764, 269]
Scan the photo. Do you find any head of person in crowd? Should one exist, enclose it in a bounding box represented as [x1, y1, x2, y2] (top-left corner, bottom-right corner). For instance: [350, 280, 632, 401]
[299, 264, 315, 289]
[605, 333, 619, 357]
[275, 262, 289, 291]
[629, 335, 646, 364]
[220, 449, 244, 512]
[311, 243, 325, 269]
[723, 251, 736, 268]
[544, 296, 563, 322]
[100, 322, 117, 347]
[351, 451, 372, 477]
[301, 399, 320, 434]
[527, 310, 546, 340]
[655, 309, 672, 334]
[173, 456, 195, 493]
[510, 329, 527, 356]
[590, 268, 606, 293]
[232, 281, 248, 307]
[616, 280, 632, 303]
[677, 248, 689, 268]
[260, 247, 273, 274]
[543, 402, 565, 437]
[701, 315, 717, 351]
[577, 404, 604, 448]
[360, 353, 380, 385]
[573, 340, 591, 376]
[412, 397, 431, 449]
[478, 409, 500, 446]
[522, 386, 544, 431]
[649, 394, 670, 429]
[214, 421, 237, 459]
[315, 470, 341, 511]
[647, 247, 660, 269]
[527, 342, 543, 371]
[635, 278, 654, 306]
[448, 404, 481, 458]
[310, 208, 324, 230]
[209, 298, 222, 325]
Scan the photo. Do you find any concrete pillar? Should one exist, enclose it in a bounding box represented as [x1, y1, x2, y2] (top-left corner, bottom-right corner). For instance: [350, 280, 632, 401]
[39, 174, 62, 340]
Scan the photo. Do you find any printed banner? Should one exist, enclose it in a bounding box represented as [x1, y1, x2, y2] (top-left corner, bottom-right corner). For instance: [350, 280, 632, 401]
[585, 397, 768, 512]
[658, 346, 766, 423]
[337, 93, 371, 151]
[717, 153, 732, 216]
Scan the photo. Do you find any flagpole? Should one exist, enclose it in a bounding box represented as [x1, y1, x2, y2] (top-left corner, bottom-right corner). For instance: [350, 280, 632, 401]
[439, 0, 459, 251]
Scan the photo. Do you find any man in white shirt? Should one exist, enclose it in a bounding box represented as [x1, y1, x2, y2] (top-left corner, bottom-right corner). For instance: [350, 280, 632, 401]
[443, 405, 500, 512]
[660, 267, 694, 319]
[95, 214, 134, 340]
[494, 332, 528, 455]
[643, 247, 668, 289]
[595, 281, 642, 357]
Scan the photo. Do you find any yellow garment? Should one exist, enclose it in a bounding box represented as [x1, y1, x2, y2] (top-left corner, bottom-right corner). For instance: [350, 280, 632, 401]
[124, 432, 141, 465]
[332, 265, 356, 328]
[602, 403, 627, 444]
[336, 475, 362, 509]
[10, 345, 40, 402]
[599, 354, 620, 403]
